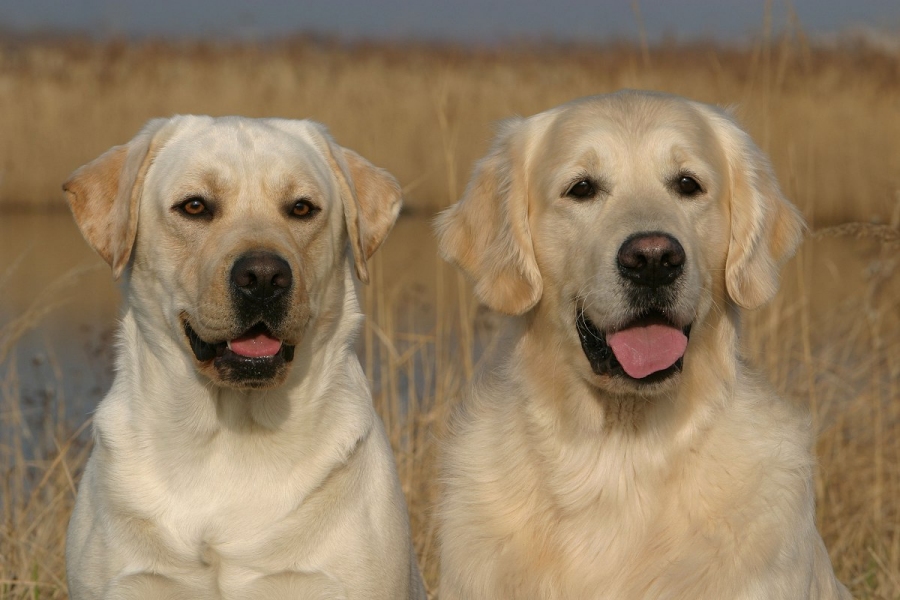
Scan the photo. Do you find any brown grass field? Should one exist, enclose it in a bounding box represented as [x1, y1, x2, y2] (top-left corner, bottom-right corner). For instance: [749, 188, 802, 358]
[1, 32, 899, 599]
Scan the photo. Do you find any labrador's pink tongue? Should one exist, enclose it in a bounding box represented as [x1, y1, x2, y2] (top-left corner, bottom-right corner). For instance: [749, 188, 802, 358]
[228, 331, 282, 358]
[607, 324, 687, 379]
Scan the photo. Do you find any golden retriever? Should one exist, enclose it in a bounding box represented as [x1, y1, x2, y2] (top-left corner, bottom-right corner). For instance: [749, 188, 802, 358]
[64, 116, 426, 599]
[436, 91, 850, 599]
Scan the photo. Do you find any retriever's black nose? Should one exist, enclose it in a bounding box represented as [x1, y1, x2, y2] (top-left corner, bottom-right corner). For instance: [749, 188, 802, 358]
[617, 232, 685, 287]
[230, 252, 292, 302]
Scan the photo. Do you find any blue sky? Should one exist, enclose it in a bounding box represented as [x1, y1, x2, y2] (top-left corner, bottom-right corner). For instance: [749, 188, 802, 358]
[1, 0, 898, 43]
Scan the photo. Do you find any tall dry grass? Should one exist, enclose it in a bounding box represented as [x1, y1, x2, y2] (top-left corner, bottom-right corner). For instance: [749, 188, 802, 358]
[1, 33, 899, 599]
[1, 264, 94, 598]
[0, 35, 899, 224]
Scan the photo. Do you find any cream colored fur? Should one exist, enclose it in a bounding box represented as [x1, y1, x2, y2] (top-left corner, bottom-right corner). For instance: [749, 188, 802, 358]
[436, 91, 850, 600]
[64, 116, 425, 600]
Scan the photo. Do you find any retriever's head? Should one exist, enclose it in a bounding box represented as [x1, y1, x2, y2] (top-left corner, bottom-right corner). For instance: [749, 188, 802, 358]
[65, 116, 401, 389]
[437, 91, 803, 395]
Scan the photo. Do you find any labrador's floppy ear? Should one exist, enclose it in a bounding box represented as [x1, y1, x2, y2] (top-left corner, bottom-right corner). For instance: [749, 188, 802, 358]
[63, 118, 176, 279]
[435, 117, 543, 315]
[707, 108, 806, 310]
[310, 124, 402, 284]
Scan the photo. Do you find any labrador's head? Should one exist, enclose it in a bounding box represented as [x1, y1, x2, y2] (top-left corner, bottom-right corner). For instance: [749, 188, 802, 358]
[437, 91, 803, 395]
[65, 116, 401, 389]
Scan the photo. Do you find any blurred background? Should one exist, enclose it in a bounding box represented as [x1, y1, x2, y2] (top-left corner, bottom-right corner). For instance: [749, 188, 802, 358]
[1, 1, 898, 598]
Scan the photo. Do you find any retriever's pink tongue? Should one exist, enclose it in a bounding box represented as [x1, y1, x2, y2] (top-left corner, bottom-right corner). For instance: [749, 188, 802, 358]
[228, 331, 282, 358]
[606, 324, 687, 379]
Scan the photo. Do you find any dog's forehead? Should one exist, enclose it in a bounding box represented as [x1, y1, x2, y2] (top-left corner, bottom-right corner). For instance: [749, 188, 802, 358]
[558, 96, 712, 152]
[152, 116, 333, 191]
[535, 94, 723, 187]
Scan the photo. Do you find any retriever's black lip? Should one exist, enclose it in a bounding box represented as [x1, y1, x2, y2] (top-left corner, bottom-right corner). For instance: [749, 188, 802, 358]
[575, 306, 690, 383]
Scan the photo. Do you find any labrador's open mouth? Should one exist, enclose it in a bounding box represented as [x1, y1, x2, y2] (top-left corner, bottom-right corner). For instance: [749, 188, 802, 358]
[184, 321, 296, 387]
[185, 322, 296, 363]
[575, 307, 691, 383]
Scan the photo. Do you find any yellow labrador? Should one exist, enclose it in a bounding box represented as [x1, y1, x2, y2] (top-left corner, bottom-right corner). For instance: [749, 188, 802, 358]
[64, 116, 426, 600]
[436, 91, 850, 599]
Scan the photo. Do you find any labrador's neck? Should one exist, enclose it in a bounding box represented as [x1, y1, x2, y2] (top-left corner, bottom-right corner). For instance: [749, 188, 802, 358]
[104, 265, 373, 452]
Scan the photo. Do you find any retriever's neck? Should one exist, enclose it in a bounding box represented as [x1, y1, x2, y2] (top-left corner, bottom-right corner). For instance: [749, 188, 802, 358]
[495, 301, 742, 479]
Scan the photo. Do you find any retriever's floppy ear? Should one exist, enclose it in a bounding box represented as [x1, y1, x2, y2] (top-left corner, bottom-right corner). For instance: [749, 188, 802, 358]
[435, 118, 542, 315]
[311, 124, 402, 284]
[63, 118, 175, 279]
[709, 109, 806, 309]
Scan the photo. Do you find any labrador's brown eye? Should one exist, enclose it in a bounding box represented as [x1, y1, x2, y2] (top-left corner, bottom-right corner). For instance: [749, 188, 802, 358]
[566, 179, 596, 200]
[176, 196, 210, 217]
[290, 199, 319, 219]
[676, 175, 703, 197]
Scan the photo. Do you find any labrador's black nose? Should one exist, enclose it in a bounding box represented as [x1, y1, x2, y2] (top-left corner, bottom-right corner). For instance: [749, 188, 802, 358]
[230, 251, 292, 302]
[617, 232, 685, 287]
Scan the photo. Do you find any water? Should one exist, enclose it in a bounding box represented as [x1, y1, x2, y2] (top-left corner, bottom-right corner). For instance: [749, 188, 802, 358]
[0, 213, 118, 431]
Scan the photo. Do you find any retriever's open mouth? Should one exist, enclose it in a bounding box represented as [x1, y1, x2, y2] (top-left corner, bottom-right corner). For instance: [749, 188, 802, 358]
[575, 307, 691, 383]
[184, 321, 295, 367]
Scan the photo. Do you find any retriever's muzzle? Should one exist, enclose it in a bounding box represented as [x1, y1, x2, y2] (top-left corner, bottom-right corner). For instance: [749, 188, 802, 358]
[576, 230, 691, 383]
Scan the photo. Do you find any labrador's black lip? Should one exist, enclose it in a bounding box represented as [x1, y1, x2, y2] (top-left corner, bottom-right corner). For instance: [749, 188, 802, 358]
[184, 321, 226, 362]
[183, 321, 296, 364]
[575, 306, 691, 383]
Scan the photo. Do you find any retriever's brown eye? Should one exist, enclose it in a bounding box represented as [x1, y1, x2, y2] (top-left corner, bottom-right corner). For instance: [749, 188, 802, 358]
[177, 196, 209, 217]
[566, 179, 596, 200]
[290, 199, 318, 219]
[676, 175, 703, 196]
